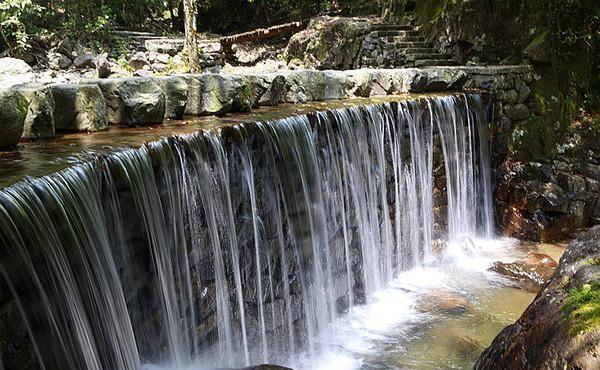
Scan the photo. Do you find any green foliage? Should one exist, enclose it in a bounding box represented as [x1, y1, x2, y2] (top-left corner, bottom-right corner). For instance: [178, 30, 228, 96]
[0, 0, 42, 52]
[562, 283, 600, 336]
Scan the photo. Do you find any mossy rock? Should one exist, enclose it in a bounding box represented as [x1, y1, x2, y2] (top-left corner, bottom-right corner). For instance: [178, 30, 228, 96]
[0, 90, 29, 149]
[563, 283, 600, 335]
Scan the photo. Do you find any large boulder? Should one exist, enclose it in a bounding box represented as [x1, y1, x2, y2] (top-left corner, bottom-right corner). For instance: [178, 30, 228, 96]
[0, 90, 28, 149]
[96, 53, 112, 78]
[50, 84, 108, 132]
[73, 53, 96, 69]
[154, 76, 189, 119]
[14, 86, 55, 139]
[283, 70, 327, 103]
[286, 16, 372, 70]
[0, 57, 35, 88]
[129, 52, 149, 71]
[183, 74, 266, 116]
[144, 39, 184, 56]
[410, 68, 468, 92]
[0, 57, 33, 75]
[476, 226, 600, 370]
[85, 78, 166, 126]
[48, 51, 72, 70]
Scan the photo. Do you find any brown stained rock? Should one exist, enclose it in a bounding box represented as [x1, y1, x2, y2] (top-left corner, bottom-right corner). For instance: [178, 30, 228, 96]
[489, 260, 555, 292]
[416, 290, 472, 315]
[476, 226, 600, 370]
[521, 252, 558, 267]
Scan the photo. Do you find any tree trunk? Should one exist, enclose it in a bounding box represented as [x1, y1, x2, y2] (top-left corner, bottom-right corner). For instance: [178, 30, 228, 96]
[167, 0, 176, 29]
[183, 0, 201, 73]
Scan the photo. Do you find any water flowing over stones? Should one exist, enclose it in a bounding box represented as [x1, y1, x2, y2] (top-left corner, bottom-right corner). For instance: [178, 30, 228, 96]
[0, 93, 493, 369]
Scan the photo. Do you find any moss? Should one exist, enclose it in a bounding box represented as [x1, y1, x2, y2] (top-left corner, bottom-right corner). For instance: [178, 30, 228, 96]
[583, 258, 600, 266]
[562, 283, 600, 335]
[510, 116, 557, 162]
[234, 83, 254, 112]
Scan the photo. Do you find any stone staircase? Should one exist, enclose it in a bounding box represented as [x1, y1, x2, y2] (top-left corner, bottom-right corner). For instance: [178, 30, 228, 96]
[360, 20, 459, 68]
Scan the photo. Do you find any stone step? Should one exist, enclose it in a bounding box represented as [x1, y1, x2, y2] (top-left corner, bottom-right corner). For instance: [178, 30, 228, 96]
[385, 34, 426, 42]
[389, 41, 434, 48]
[382, 36, 426, 44]
[405, 53, 452, 61]
[413, 59, 461, 67]
[372, 30, 421, 38]
[396, 47, 437, 54]
[370, 24, 417, 31]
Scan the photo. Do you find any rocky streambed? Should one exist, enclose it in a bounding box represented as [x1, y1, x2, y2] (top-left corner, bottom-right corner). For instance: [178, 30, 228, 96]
[476, 226, 600, 369]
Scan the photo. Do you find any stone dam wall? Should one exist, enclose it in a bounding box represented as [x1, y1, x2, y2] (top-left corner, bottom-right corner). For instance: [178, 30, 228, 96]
[0, 65, 541, 369]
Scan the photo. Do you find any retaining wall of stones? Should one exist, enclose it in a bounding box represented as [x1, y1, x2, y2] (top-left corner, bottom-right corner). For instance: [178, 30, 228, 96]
[0, 65, 533, 146]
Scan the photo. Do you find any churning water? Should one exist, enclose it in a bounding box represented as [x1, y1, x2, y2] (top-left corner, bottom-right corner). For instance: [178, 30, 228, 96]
[0, 93, 507, 370]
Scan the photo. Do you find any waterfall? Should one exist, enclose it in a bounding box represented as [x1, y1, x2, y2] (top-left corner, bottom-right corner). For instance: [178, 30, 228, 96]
[0, 93, 492, 370]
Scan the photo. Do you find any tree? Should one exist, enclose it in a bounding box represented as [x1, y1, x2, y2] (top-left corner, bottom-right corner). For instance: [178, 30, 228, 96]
[183, 0, 200, 73]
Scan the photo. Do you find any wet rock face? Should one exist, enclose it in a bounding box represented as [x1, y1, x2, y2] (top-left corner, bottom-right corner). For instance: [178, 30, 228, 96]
[286, 16, 372, 70]
[496, 160, 600, 242]
[50, 84, 108, 132]
[16, 86, 56, 139]
[476, 226, 600, 370]
[0, 90, 28, 149]
[489, 256, 556, 292]
[86, 78, 166, 126]
[155, 76, 189, 119]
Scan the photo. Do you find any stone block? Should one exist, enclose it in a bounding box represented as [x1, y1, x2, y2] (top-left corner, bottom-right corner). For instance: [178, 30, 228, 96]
[51, 84, 108, 132]
[15, 85, 55, 139]
[84, 78, 166, 126]
[0, 90, 28, 148]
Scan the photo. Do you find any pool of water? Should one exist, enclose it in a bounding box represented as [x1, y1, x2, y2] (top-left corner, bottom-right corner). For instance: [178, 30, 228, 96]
[1, 95, 433, 188]
[288, 237, 560, 370]
[143, 237, 563, 370]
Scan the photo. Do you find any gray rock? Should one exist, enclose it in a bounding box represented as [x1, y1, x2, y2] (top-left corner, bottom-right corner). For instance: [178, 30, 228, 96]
[505, 103, 530, 121]
[14, 86, 55, 139]
[155, 53, 170, 64]
[0, 90, 28, 149]
[144, 39, 183, 56]
[0, 58, 35, 88]
[0, 57, 33, 75]
[73, 53, 96, 69]
[476, 226, 600, 370]
[50, 84, 108, 132]
[183, 74, 262, 116]
[147, 51, 158, 63]
[86, 78, 165, 126]
[152, 63, 168, 73]
[260, 74, 287, 106]
[155, 76, 189, 119]
[410, 69, 468, 92]
[134, 70, 154, 77]
[199, 41, 222, 54]
[56, 37, 74, 57]
[323, 70, 351, 100]
[96, 53, 111, 78]
[516, 79, 531, 103]
[284, 70, 327, 103]
[346, 69, 374, 97]
[48, 52, 72, 70]
[129, 52, 149, 71]
[286, 16, 372, 70]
